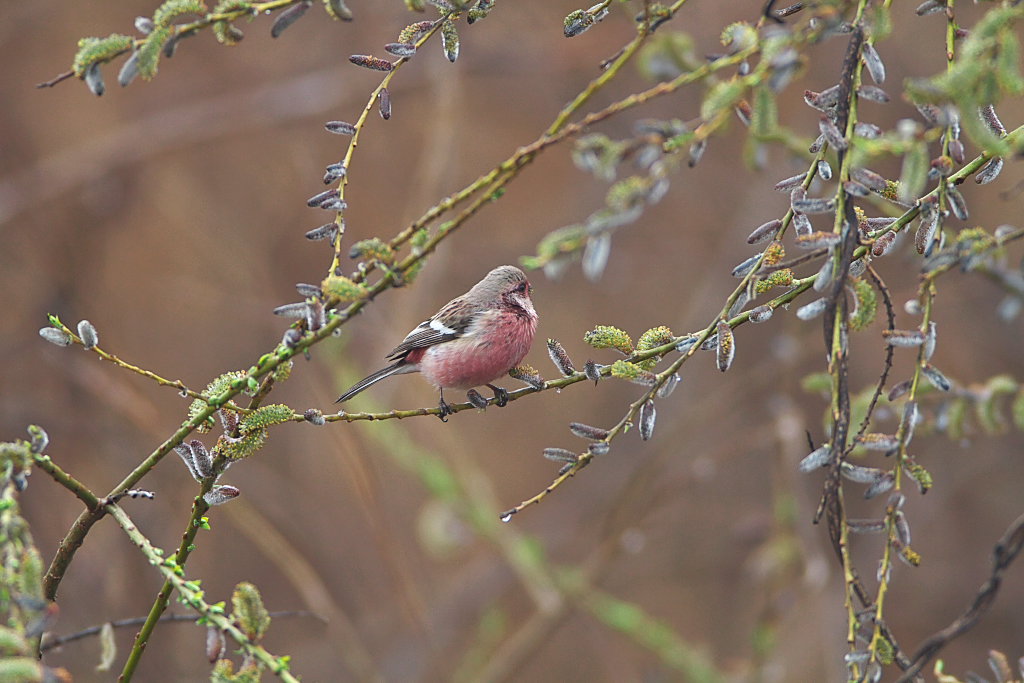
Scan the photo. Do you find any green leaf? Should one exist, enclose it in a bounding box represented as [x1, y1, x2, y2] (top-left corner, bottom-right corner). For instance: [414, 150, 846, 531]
[231, 582, 271, 641]
[138, 25, 172, 81]
[606, 176, 650, 212]
[584, 326, 634, 355]
[349, 238, 395, 264]
[441, 19, 459, 62]
[217, 429, 266, 459]
[0, 627, 30, 657]
[322, 274, 368, 302]
[751, 85, 777, 138]
[72, 34, 134, 77]
[153, 0, 208, 26]
[18, 547, 43, 601]
[897, 141, 929, 204]
[849, 278, 878, 331]
[239, 404, 293, 434]
[637, 326, 675, 352]
[0, 658, 44, 682]
[187, 371, 246, 431]
[700, 79, 745, 122]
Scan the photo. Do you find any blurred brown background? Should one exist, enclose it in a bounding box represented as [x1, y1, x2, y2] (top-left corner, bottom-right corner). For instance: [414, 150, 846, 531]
[2, 2, 1023, 681]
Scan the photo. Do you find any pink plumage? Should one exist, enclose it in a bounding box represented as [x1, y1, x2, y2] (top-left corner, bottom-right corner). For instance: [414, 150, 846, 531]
[419, 309, 537, 389]
[336, 265, 538, 419]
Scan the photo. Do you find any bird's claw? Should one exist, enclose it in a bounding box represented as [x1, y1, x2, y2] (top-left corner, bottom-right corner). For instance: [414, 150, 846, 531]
[487, 384, 509, 407]
[466, 389, 489, 410]
[437, 397, 453, 422]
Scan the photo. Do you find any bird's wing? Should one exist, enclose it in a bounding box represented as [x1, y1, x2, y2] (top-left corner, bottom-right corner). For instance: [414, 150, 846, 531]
[386, 298, 479, 359]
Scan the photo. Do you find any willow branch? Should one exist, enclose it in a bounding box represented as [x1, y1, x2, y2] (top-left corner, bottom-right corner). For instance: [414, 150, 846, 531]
[106, 503, 300, 682]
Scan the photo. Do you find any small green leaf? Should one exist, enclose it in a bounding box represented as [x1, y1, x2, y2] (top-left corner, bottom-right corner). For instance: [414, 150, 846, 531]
[321, 274, 367, 302]
[897, 141, 929, 204]
[700, 79, 745, 122]
[216, 429, 266, 459]
[0, 658, 44, 682]
[72, 34, 134, 77]
[606, 176, 651, 212]
[272, 359, 294, 382]
[138, 25, 172, 80]
[609, 359, 655, 385]
[239, 404, 293, 434]
[849, 277, 878, 331]
[18, 547, 43, 601]
[187, 371, 246, 431]
[231, 582, 271, 641]
[584, 326, 634, 355]
[874, 634, 895, 665]
[153, 0, 208, 26]
[0, 627, 30, 657]
[349, 238, 395, 264]
[720, 21, 757, 51]
[907, 463, 933, 494]
[636, 326, 674, 369]
[441, 19, 459, 62]
[637, 326, 674, 352]
[751, 85, 778, 138]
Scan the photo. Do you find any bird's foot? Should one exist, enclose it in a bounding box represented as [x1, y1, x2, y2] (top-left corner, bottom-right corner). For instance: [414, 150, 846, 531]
[486, 384, 509, 407]
[437, 396, 454, 422]
[466, 389, 489, 410]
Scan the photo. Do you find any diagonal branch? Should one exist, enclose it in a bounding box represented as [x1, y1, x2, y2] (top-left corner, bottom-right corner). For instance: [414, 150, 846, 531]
[894, 512, 1024, 683]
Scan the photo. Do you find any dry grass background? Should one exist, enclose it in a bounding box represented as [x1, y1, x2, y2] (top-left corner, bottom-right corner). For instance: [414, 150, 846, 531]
[1, 1, 1023, 681]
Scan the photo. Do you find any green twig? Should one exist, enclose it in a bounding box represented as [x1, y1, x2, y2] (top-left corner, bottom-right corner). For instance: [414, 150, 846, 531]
[119, 474, 217, 681]
[30, 453, 101, 512]
[377, 31, 757, 277]
[106, 503, 300, 682]
[499, 275, 817, 519]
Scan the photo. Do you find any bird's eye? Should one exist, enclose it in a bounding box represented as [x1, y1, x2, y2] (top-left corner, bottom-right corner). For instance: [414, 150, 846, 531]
[515, 282, 528, 294]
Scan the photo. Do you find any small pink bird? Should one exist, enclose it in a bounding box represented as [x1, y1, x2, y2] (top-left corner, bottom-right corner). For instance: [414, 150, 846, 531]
[336, 265, 538, 419]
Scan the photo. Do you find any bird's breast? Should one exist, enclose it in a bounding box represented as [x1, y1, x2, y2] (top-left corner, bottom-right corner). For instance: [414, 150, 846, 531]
[421, 310, 537, 390]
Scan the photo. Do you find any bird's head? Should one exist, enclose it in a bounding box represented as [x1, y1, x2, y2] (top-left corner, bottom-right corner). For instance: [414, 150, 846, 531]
[475, 265, 535, 316]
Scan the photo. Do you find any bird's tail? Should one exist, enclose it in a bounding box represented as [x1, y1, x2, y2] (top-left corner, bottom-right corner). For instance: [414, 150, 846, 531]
[335, 361, 413, 403]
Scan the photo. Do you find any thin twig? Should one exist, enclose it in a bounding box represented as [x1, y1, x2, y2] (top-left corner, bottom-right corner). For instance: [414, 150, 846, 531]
[119, 479, 216, 681]
[851, 264, 894, 443]
[36, 1, 307, 88]
[35, 70, 74, 88]
[499, 275, 817, 519]
[40, 610, 319, 652]
[894, 512, 1024, 683]
[105, 503, 301, 682]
